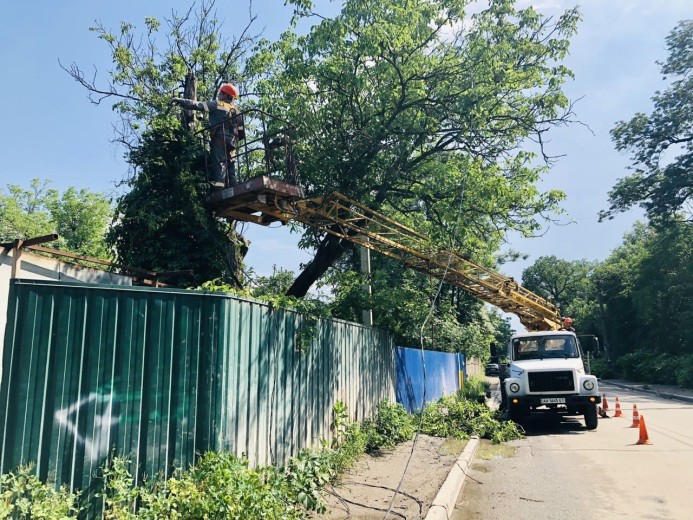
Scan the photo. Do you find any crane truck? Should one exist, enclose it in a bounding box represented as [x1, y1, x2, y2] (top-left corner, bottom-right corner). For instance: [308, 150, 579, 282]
[207, 123, 601, 429]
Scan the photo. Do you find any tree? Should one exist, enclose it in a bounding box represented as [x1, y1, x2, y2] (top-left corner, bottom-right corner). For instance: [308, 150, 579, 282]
[631, 222, 692, 356]
[250, 266, 297, 297]
[70, 0, 581, 318]
[108, 127, 243, 286]
[604, 20, 693, 224]
[521, 255, 594, 312]
[0, 179, 112, 258]
[252, 0, 580, 297]
[0, 179, 56, 242]
[49, 187, 113, 258]
[590, 221, 692, 384]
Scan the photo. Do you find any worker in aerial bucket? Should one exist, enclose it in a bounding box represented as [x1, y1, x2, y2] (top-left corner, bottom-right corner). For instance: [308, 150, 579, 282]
[172, 83, 246, 190]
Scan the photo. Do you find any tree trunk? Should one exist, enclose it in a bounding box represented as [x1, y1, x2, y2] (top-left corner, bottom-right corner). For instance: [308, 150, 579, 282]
[286, 233, 353, 297]
[182, 69, 198, 130]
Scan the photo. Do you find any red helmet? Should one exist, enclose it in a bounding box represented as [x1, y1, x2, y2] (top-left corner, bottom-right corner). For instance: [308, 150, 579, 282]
[219, 83, 239, 99]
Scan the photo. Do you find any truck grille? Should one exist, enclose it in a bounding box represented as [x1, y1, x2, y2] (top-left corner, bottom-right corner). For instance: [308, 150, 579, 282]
[528, 371, 574, 392]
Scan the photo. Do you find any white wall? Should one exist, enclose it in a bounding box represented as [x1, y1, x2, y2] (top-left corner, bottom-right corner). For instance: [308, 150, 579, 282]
[465, 356, 484, 378]
[0, 248, 133, 381]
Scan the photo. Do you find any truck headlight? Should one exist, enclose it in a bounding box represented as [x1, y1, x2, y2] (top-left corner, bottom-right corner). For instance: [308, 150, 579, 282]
[509, 382, 520, 393]
[582, 380, 595, 391]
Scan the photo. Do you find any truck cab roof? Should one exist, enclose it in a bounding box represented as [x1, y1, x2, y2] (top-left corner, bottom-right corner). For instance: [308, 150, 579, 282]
[510, 330, 576, 339]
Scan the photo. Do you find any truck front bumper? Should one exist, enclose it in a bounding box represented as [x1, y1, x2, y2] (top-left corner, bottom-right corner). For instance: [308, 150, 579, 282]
[509, 394, 601, 407]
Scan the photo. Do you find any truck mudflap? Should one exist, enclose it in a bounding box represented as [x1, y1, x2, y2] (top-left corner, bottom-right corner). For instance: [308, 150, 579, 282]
[514, 394, 601, 407]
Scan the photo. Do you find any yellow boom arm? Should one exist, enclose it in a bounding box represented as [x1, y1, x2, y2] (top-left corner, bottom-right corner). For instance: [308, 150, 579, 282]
[210, 177, 562, 331]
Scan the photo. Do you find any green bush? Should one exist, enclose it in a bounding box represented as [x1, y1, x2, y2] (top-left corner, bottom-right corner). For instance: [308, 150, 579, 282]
[0, 464, 80, 519]
[604, 350, 693, 390]
[675, 355, 693, 388]
[361, 401, 415, 453]
[420, 394, 523, 444]
[589, 358, 618, 379]
[101, 454, 302, 520]
[284, 449, 334, 514]
[99, 402, 380, 519]
[617, 351, 684, 386]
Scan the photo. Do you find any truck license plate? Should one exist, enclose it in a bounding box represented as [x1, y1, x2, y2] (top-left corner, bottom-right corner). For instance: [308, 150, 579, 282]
[540, 397, 566, 404]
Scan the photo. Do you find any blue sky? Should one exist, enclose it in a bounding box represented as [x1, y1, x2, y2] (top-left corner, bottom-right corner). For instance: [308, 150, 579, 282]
[1, 1, 690, 325]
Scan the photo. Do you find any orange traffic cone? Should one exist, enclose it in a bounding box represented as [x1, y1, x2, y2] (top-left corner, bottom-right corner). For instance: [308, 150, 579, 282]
[614, 397, 623, 418]
[636, 415, 652, 445]
[602, 394, 609, 411]
[630, 404, 640, 428]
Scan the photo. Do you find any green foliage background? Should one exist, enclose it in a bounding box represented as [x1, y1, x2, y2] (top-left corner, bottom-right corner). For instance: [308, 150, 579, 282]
[521, 221, 692, 387]
[0, 179, 111, 258]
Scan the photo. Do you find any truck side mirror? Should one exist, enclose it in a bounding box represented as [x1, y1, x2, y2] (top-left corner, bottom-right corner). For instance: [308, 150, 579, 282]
[489, 342, 499, 364]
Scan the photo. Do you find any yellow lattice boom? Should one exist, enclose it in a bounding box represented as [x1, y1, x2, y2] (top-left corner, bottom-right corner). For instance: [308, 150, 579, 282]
[209, 177, 562, 331]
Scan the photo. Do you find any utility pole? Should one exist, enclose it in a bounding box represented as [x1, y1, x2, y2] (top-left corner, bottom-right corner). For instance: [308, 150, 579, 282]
[597, 291, 611, 362]
[360, 242, 373, 327]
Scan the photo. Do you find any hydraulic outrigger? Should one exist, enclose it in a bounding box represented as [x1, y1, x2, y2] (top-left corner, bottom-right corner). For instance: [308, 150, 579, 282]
[207, 176, 562, 332]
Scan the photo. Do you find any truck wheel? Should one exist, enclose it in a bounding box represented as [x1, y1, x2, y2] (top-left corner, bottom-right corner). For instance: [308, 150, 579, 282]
[584, 404, 598, 430]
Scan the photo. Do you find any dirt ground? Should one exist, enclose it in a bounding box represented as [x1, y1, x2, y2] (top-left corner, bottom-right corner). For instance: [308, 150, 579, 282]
[316, 435, 467, 520]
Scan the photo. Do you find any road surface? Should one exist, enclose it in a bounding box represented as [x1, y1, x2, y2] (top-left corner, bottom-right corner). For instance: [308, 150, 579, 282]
[452, 381, 693, 519]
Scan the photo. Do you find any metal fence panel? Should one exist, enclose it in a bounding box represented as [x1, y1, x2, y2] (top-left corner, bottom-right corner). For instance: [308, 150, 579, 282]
[395, 346, 465, 413]
[215, 301, 395, 467]
[0, 279, 394, 496]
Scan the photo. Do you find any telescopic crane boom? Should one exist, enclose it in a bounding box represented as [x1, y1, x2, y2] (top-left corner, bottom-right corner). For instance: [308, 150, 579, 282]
[208, 176, 562, 331]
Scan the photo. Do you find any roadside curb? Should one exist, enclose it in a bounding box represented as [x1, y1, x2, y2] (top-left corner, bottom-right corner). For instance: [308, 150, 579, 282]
[603, 380, 693, 404]
[425, 436, 480, 520]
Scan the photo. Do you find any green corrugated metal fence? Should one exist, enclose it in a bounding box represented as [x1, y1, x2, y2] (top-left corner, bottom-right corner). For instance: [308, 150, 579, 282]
[0, 279, 394, 497]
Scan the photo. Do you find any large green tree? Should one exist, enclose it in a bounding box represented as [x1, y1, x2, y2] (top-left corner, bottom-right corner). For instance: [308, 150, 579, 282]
[604, 20, 693, 224]
[521, 255, 594, 312]
[519, 223, 692, 383]
[251, 0, 580, 297]
[71, 0, 581, 339]
[588, 221, 693, 385]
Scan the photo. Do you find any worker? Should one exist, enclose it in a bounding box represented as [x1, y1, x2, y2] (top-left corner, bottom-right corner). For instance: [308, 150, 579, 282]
[560, 317, 576, 332]
[172, 83, 246, 189]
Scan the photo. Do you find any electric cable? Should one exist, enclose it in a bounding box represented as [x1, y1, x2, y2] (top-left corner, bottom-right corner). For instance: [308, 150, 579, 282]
[383, 172, 470, 519]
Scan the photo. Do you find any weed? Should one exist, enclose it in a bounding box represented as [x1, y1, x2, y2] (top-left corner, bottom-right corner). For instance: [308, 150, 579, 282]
[0, 464, 80, 519]
[331, 400, 349, 448]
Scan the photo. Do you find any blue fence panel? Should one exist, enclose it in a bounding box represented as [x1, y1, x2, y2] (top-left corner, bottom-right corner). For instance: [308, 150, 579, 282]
[395, 347, 465, 413]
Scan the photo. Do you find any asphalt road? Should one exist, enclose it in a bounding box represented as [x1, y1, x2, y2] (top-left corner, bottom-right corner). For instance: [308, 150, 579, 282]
[451, 381, 693, 520]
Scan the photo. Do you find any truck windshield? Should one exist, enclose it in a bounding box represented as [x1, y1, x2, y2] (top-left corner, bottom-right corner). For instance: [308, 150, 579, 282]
[512, 336, 579, 360]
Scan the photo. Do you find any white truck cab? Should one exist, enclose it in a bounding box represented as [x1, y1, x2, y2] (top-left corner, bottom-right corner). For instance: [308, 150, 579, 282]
[501, 330, 601, 430]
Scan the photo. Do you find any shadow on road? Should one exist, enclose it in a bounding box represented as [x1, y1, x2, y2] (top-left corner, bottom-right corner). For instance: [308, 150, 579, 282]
[515, 413, 588, 436]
